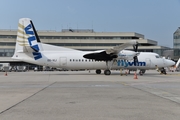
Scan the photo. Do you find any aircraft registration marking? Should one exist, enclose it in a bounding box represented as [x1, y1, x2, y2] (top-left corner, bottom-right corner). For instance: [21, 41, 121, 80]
[47, 59, 57, 62]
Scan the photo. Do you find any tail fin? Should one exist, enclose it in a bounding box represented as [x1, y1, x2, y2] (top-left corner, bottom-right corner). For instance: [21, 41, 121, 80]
[12, 18, 43, 60]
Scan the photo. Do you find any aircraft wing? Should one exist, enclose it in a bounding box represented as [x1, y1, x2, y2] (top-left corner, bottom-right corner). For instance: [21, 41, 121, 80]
[83, 40, 137, 61]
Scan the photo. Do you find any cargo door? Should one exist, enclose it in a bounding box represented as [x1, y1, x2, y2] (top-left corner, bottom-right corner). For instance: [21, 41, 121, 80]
[59, 57, 67, 66]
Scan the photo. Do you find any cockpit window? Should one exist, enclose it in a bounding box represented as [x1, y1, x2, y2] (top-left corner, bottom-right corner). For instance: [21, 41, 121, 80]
[155, 55, 160, 58]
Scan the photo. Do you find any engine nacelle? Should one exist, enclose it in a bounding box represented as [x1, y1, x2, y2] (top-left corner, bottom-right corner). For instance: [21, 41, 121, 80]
[118, 50, 139, 60]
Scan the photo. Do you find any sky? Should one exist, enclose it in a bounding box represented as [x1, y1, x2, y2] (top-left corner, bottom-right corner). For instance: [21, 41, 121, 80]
[0, 0, 180, 48]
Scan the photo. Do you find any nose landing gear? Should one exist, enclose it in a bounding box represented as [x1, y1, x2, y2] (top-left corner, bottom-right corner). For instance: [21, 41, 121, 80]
[160, 68, 167, 75]
[139, 69, 146, 75]
[156, 65, 167, 75]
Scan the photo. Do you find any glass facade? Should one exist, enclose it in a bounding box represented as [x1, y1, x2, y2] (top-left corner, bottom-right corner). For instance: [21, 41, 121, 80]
[39, 36, 137, 40]
[0, 49, 14, 57]
[174, 27, 180, 49]
[0, 35, 16, 38]
[0, 35, 140, 40]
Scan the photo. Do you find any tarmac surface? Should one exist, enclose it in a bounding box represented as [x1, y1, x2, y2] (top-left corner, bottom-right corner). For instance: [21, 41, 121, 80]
[0, 70, 180, 120]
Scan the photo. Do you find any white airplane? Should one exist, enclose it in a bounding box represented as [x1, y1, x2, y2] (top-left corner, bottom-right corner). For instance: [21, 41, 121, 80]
[12, 18, 175, 75]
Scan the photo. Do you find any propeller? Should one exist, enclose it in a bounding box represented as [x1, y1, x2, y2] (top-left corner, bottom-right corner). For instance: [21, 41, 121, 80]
[133, 43, 138, 66]
[133, 44, 138, 52]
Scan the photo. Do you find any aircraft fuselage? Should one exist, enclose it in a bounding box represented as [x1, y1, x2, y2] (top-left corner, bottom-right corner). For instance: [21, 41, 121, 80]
[15, 50, 173, 70]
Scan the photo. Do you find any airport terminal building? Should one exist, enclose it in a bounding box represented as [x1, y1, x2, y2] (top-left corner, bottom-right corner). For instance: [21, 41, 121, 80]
[0, 29, 179, 66]
[174, 27, 180, 49]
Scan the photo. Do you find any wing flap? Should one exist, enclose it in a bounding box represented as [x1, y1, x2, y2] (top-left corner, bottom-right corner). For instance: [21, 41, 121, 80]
[106, 40, 137, 54]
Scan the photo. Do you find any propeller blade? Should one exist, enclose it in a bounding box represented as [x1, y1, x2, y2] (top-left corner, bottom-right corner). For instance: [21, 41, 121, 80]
[136, 44, 138, 52]
[133, 43, 139, 66]
[133, 56, 138, 66]
[133, 44, 138, 52]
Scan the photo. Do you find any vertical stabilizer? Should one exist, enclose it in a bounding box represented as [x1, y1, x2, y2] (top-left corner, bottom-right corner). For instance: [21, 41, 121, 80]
[15, 18, 31, 53]
[12, 18, 43, 60]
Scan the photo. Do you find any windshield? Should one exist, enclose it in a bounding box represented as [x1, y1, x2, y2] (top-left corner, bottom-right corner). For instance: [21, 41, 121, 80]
[155, 55, 160, 58]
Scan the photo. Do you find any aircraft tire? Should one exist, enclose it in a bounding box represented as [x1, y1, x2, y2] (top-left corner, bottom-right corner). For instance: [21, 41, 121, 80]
[104, 69, 111, 75]
[142, 70, 146, 74]
[96, 69, 101, 74]
[161, 68, 166, 75]
[139, 70, 146, 75]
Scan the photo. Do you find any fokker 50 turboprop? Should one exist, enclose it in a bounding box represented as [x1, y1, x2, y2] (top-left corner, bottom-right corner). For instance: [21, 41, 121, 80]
[12, 18, 175, 75]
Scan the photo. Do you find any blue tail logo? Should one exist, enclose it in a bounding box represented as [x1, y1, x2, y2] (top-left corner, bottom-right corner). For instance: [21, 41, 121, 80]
[32, 52, 42, 60]
[24, 24, 42, 60]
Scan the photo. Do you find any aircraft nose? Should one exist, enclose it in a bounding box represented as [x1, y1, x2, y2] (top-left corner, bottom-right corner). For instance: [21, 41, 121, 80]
[165, 59, 175, 66]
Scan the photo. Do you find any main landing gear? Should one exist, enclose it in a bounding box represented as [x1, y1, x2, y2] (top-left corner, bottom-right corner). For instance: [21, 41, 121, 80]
[96, 69, 101, 74]
[95, 60, 113, 75]
[103, 60, 115, 75]
[104, 69, 111, 75]
[95, 69, 111, 75]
